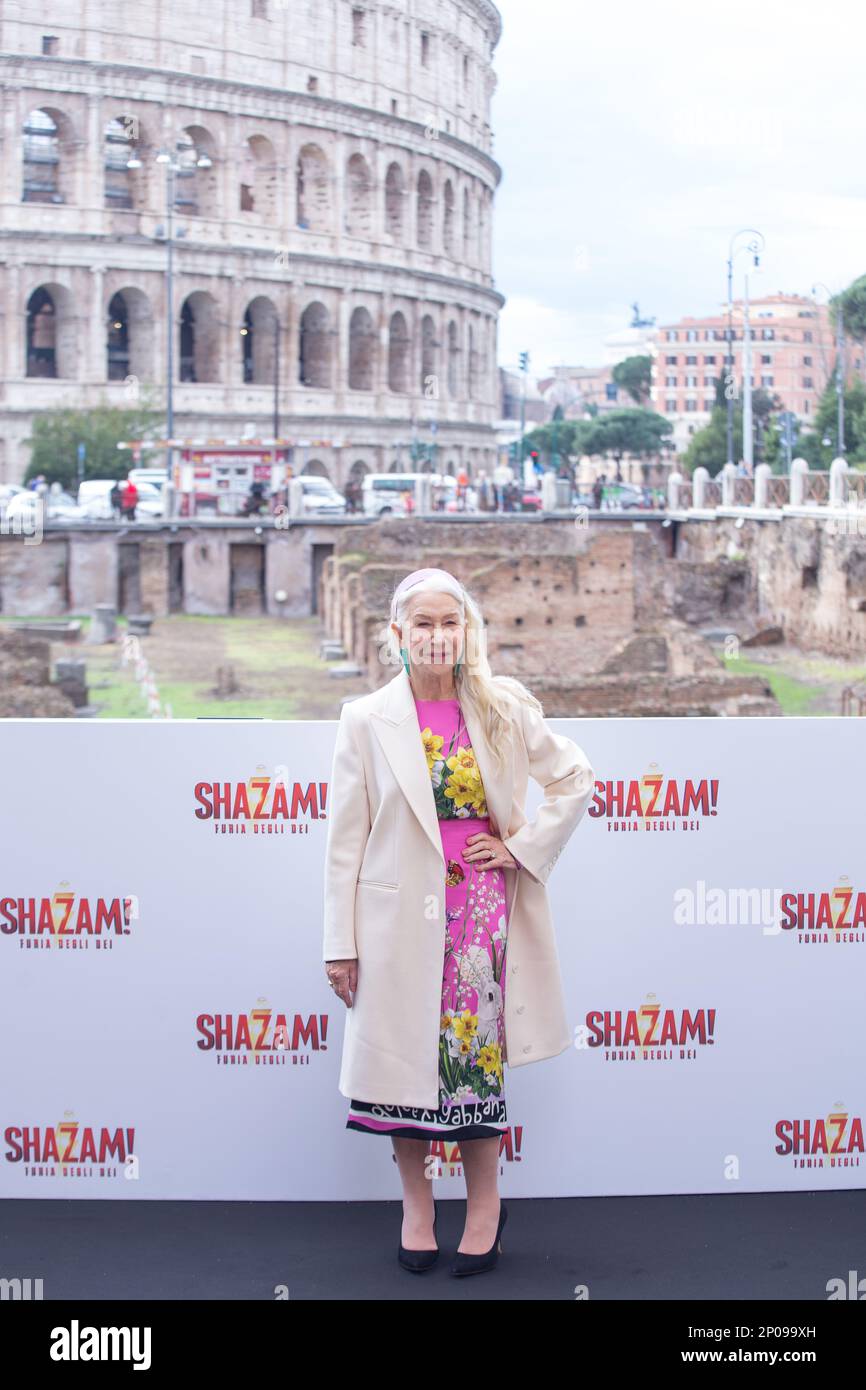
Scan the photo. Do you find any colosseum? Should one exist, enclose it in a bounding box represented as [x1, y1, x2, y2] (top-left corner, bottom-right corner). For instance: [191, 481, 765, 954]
[0, 0, 504, 485]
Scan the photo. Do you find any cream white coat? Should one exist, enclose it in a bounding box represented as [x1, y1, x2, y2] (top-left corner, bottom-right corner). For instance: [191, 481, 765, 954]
[322, 664, 595, 1108]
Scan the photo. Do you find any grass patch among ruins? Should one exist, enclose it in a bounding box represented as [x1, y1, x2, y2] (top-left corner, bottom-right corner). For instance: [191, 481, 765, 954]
[0, 612, 368, 720]
[720, 648, 865, 716]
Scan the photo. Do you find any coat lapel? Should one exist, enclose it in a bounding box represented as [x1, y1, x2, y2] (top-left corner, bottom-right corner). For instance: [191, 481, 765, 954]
[369, 666, 515, 867]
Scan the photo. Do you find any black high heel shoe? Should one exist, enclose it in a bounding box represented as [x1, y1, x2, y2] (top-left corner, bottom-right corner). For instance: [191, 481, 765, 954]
[450, 1200, 508, 1277]
[398, 1198, 439, 1272]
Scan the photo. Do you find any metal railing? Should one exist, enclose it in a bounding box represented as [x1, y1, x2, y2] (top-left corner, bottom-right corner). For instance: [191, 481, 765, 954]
[675, 478, 693, 509]
[802, 472, 830, 504]
[733, 477, 755, 506]
[766, 475, 790, 507]
[668, 458, 866, 517]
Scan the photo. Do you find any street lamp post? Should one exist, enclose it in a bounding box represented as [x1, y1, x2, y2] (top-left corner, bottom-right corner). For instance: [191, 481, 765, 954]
[726, 228, 764, 468]
[131, 140, 212, 491]
[271, 315, 281, 438]
[161, 159, 175, 481]
[518, 350, 529, 475]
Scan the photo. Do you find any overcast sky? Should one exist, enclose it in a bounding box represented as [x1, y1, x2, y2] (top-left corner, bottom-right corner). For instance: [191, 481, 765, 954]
[491, 0, 866, 376]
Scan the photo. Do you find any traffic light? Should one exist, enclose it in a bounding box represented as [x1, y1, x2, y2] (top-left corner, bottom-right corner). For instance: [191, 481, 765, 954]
[519, 351, 529, 372]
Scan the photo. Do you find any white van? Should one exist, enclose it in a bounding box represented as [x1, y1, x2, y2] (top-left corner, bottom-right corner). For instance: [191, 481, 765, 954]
[77, 479, 164, 520]
[128, 468, 168, 492]
[297, 475, 347, 515]
[361, 472, 457, 516]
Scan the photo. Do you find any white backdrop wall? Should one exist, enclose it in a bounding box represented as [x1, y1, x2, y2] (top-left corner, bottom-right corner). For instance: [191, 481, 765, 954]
[1, 717, 863, 1201]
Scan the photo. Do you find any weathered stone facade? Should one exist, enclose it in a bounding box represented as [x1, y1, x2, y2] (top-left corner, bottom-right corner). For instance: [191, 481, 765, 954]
[320, 515, 785, 713]
[0, 0, 503, 484]
[670, 514, 866, 653]
[2, 514, 863, 714]
[0, 518, 349, 619]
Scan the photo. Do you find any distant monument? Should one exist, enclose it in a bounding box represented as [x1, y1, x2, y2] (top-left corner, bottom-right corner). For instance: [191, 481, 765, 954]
[630, 301, 657, 329]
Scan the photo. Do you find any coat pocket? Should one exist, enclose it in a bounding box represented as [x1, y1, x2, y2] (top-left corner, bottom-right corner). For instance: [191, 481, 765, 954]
[356, 878, 399, 891]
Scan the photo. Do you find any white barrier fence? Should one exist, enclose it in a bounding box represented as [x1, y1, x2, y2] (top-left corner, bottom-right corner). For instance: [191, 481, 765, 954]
[1, 716, 863, 1201]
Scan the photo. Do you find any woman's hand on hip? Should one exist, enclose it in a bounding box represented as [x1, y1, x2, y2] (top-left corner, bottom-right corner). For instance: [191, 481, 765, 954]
[463, 832, 518, 871]
[325, 959, 358, 1008]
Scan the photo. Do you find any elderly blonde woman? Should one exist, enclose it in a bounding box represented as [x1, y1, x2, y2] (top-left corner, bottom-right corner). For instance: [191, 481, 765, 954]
[323, 567, 594, 1276]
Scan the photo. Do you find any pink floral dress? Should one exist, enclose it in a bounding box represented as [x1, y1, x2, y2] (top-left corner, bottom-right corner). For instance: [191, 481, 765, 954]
[346, 695, 509, 1140]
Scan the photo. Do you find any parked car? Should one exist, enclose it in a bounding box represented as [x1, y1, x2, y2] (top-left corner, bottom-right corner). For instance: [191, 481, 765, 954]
[77, 478, 164, 519]
[127, 481, 165, 517]
[78, 480, 118, 518]
[617, 485, 645, 509]
[128, 468, 168, 492]
[4, 487, 82, 524]
[598, 482, 646, 509]
[619, 484, 661, 509]
[0, 484, 26, 522]
[297, 476, 347, 515]
[361, 472, 457, 516]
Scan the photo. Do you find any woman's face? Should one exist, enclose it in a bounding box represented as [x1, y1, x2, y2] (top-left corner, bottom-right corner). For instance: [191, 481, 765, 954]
[392, 589, 465, 670]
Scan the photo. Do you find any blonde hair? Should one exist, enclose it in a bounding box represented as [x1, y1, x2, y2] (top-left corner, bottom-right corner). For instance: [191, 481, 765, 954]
[388, 570, 543, 772]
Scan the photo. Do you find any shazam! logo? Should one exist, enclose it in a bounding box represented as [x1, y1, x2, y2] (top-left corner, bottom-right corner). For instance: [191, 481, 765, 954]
[778, 876, 866, 942]
[775, 1104, 863, 1170]
[193, 764, 327, 833]
[0, 882, 136, 950]
[4, 1111, 137, 1182]
[590, 764, 719, 832]
[576, 995, 717, 1062]
[196, 999, 327, 1063]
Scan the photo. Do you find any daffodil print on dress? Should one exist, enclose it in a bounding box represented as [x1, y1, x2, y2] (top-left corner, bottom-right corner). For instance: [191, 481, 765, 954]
[419, 722, 489, 820]
[346, 695, 511, 1141]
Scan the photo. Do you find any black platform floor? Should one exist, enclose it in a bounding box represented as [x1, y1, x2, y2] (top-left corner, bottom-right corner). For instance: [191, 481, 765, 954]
[2, 1190, 863, 1300]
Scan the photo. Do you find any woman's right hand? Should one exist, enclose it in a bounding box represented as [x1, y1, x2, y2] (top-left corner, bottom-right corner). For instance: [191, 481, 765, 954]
[325, 959, 358, 1008]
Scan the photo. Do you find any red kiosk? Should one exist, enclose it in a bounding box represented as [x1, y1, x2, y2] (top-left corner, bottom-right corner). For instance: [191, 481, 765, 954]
[118, 439, 293, 516]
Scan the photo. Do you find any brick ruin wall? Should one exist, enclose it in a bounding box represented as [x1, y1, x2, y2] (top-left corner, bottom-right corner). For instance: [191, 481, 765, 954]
[322, 515, 866, 713]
